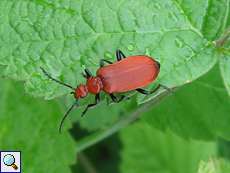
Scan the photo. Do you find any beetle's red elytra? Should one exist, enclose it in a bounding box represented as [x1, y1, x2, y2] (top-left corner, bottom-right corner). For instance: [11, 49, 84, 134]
[41, 50, 165, 132]
[97, 56, 160, 93]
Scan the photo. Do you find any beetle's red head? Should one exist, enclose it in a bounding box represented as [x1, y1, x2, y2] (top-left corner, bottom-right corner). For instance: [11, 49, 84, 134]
[74, 84, 88, 99]
[86, 77, 103, 94]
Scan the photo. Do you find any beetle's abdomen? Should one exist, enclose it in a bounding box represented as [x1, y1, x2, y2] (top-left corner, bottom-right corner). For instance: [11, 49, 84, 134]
[96, 56, 160, 93]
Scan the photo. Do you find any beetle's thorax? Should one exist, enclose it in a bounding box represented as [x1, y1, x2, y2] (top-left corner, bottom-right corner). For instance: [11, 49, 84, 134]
[74, 77, 103, 99]
[86, 76, 103, 94]
[75, 84, 88, 99]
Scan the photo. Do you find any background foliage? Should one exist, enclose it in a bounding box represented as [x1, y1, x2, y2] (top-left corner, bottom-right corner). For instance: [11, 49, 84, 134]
[0, 0, 230, 172]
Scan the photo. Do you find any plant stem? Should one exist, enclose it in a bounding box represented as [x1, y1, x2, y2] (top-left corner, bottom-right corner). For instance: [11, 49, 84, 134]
[78, 152, 98, 173]
[76, 90, 172, 153]
[215, 27, 230, 47]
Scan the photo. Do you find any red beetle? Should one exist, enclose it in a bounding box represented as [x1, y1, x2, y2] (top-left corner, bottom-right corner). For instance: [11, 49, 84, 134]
[41, 50, 164, 132]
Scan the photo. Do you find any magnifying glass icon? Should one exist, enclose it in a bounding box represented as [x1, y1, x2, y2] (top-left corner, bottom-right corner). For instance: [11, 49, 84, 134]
[3, 154, 18, 170]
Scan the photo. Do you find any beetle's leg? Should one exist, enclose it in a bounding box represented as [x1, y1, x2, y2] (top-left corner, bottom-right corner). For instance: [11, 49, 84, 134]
[110, 94, 129, 103]
[110, 94, 119, 102]
[136, 85, 161, 95]
[81, 94, 100, 117]
[116, 49, 126, 61]
[100, 59, 113, 67]
[83, 68, 92, 79]
[136, 84, 171, 95]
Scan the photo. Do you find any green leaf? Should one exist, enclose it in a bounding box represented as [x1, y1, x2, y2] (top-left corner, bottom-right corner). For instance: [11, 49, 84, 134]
[175, 0, 209, 31]
[175, 0, 230, 40]
[119, 120, 217, 173]
[0, 0, 217, 102]
[198, 159, 230, 173]
[143, 65, 230, 140]
[0, 79, 76, 172]
[175, 0, 230, 96]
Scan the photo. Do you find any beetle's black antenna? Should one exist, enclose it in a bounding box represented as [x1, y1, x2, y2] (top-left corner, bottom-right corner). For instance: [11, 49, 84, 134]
[84, 68, 92, 78]
[40, 67, 75, 90]
[59, 101, 78, 133]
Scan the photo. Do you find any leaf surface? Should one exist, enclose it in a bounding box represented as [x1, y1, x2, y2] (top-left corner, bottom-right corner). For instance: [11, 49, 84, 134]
[0, 0, 217, 102]
[119, 121, 217, 173]
[0, 79, 76, 173]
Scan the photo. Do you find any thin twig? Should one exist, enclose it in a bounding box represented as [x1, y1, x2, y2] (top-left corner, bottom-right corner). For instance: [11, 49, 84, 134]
[78, 152, 98, 173]
[76, 89, 174, 153]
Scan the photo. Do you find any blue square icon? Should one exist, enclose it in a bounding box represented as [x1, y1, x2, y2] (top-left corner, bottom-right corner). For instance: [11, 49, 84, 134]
[0, 151, 21, 173]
